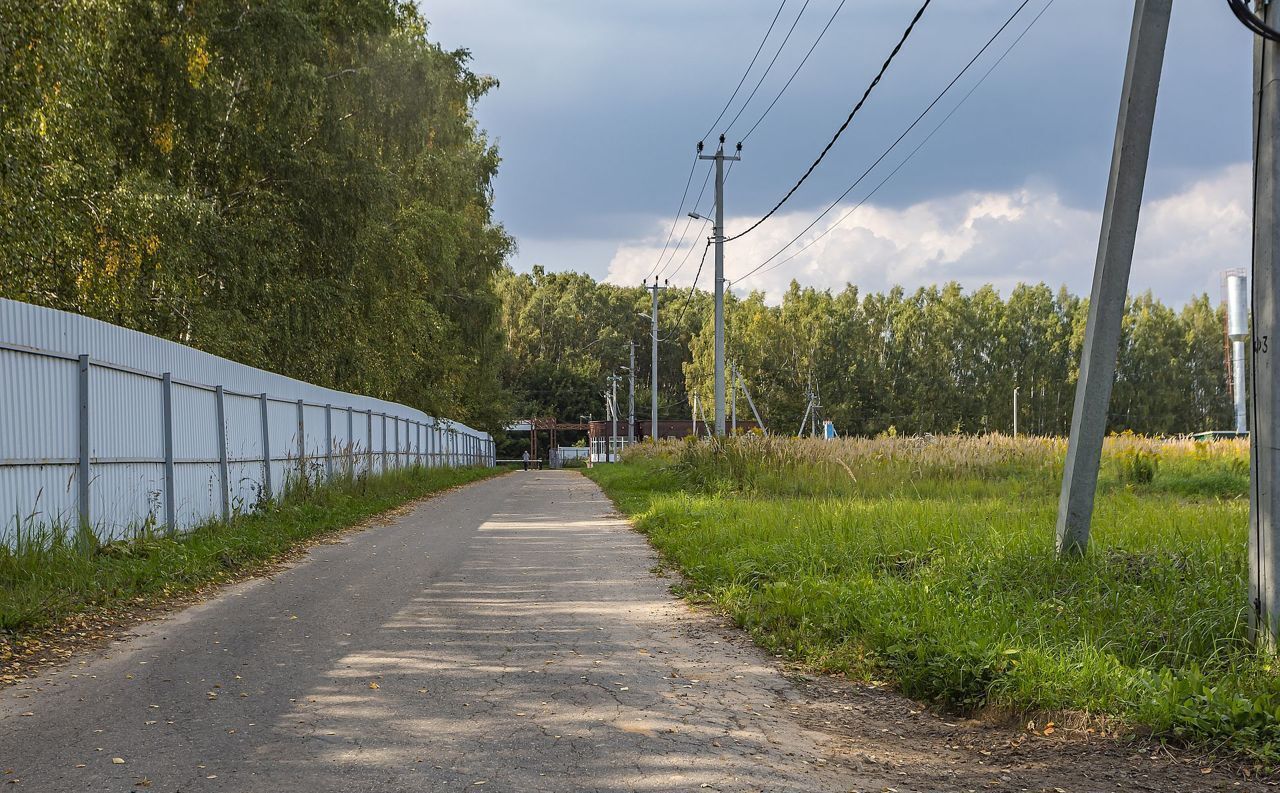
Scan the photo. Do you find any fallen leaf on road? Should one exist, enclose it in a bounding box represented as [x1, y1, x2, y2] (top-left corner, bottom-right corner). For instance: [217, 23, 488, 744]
[368, 682, 380, 689]
[111, 758, 125, 765]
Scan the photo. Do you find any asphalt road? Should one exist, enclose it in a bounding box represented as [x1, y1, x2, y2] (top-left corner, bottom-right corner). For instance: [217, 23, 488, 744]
[0, 470, 867, 792]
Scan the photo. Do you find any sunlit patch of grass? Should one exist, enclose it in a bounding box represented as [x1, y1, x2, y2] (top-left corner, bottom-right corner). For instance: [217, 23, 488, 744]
[587, 435, 1271, 760]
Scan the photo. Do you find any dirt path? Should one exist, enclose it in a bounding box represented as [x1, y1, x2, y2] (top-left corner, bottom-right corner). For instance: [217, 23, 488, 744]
[0, 471, 1265, 791]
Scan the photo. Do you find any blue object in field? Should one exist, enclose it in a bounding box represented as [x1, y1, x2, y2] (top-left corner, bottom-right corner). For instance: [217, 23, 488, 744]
[823, 420, 837, 440]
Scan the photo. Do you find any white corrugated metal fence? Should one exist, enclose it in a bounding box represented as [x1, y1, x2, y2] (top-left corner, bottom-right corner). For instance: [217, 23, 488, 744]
[1, 298, 495, 545]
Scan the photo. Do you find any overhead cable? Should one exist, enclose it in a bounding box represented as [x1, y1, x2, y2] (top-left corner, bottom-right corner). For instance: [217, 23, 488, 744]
[1229, 0, 1280, 41]
[664, 240, 713, 340]
[735, 0, 1045, 285]
[722, 0, 813, 137]
[741, 0, 850, 144]
[656, 161, 715, 279]
[643, 157, 700, 280]
[661, 160, 735, 280]
[724, 0, 934, 243]
[700, 1, 790, 143]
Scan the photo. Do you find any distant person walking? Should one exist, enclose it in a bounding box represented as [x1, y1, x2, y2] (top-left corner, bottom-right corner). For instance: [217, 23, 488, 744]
[522, 450, 530, 471]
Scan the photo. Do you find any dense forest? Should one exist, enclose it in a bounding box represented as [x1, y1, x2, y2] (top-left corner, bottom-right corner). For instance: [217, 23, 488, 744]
[1, 0, 510, 429]
[1, 3, 1234, 441]
[498, 268, 1234, 439]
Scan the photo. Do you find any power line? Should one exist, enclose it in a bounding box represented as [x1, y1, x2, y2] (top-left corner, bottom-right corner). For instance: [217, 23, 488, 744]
[741, 0, 849, 144]
[739, 0, 1048, 285]
[724, 0, 934, 243]
[663, 240, 713, 341]
[660, 216, 711, 280]
[643, 156, 700, 280]
[646, 2, 789, 282]
[661, 160, 735, 280]
[656, 161, 715, 279]
[700, 1, 790, 143]
[723, 0, 813, 137]
[734, 0, 1046, 286]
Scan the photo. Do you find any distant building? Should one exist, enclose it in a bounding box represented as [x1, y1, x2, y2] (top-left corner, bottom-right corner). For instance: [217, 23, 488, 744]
[586, 419, 763, 462]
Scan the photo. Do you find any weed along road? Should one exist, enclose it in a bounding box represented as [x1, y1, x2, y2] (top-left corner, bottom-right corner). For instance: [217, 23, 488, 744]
[0, 471, 1259, 792]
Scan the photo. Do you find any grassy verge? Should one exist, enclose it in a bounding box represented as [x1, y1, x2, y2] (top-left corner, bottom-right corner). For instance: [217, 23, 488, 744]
[585, 436, 1279, 761]
[1, 465, 501, 637]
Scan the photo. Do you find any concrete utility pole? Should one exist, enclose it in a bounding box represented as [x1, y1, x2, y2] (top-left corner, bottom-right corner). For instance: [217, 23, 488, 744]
[691, 391, 698, 438]
[797, 390, 813, 438]
[697, 135, 741, 437]
[647, 278, 667, 440]
[628, 341, 636, 444]
[1252, 0, 1280, 648]
[608, 373, 622, 463]
[731, 363, 738, 435]
[739, 373, 767, 434]
[1056, 0, 1170, 557]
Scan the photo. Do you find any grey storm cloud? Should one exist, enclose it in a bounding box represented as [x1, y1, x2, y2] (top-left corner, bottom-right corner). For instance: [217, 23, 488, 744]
[422, 1, 1253, 303]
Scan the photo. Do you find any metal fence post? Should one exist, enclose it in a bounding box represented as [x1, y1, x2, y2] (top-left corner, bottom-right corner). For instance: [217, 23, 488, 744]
[393, 416, 400, 470]
[215, 385, 231, 522]
[77, 354, 91, 532]
[366, 409, 374, 475]
[260, 393, 273, 502]
[381, 413, 388, 473]
[296, 399, 306, 486]
[324, 404, 333, 481]
[162, 373, 177, 533]
[346, 406, 354, 477]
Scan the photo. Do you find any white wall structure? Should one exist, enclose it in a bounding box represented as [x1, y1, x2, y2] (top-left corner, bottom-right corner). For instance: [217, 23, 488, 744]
[0, 298, 494, 545]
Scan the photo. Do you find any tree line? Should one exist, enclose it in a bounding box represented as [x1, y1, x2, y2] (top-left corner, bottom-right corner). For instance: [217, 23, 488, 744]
[1, 3, 1234, 439]
[2, 0, 511, 429]
[497, 269, 1234, 438]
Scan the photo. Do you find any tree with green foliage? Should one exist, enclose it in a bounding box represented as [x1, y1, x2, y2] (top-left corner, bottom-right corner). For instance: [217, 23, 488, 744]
[1, 0, 511, 430]
[496, 267, 1234, 438]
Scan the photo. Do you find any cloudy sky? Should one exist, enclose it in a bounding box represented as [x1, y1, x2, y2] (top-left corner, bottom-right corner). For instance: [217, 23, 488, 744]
[422, 1, 1252, 305]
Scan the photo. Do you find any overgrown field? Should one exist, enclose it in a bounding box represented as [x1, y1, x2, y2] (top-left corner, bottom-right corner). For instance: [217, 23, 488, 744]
[584, 435, 1276, 759]
[0, 465, 500, 637]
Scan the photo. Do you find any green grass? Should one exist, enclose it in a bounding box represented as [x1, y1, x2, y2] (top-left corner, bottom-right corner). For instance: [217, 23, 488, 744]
[0, 465, 501, 637]
[586, 436, 1280, 761]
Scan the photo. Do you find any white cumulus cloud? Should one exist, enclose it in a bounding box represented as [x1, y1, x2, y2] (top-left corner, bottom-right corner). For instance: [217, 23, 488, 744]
[604, 163, 1250, 305]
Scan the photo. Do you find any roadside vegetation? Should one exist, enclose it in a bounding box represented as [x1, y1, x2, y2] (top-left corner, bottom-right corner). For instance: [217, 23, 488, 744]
[0, 465, 499, 638]
[585, 435, 1274, 760]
